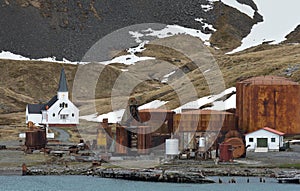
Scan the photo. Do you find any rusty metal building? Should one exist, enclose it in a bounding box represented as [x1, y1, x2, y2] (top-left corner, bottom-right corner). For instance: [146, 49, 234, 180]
[236, 76, 300, 135]
[134, 109, 175, 134]
[173, 109, 237, 152]
[173, 110, 236, 133]
[25, 130, 47, 150]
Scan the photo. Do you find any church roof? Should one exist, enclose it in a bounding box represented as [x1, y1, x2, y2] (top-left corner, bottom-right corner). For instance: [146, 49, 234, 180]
[58, 68, 68, 92]
[27, 104, 45, 114]
[27, 95, 58, 114]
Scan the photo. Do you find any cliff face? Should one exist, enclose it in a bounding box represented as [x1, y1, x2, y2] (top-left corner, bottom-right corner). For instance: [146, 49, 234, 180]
[0, 0, 262, 61]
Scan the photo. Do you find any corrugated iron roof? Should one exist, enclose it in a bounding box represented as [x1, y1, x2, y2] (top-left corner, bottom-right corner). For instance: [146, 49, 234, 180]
[27, 95, 58, 114]
[263, 127, 285, 136]
[238, 76, 298, 85]
[139, 109, 174, 113]
[27, 104, 45, 114]
[246, 127, 285, 136]
[181, 109, 233, 115]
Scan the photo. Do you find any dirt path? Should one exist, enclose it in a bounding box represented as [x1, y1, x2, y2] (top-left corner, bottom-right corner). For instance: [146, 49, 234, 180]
[51, 127, 70, 143]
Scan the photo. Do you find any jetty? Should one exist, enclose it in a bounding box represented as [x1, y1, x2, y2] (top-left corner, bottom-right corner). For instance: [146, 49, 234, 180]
[93, 168, 215, 184]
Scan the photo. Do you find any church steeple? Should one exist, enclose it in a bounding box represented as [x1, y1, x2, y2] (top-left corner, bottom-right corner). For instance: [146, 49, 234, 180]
[57, 68, 68, 100]
[58, 68, 68, 92]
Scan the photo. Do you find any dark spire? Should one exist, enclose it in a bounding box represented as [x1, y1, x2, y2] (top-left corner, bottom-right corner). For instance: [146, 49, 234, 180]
[58, 68, 68, 92]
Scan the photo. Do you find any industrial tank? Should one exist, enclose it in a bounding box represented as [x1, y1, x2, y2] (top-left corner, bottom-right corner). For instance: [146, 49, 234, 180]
[236, 76, 300, 135]
[199, 137, 206, 148]
[224, 137, 245, 158]
[165, 139, 179, 155]
[219, 143, 233, 162]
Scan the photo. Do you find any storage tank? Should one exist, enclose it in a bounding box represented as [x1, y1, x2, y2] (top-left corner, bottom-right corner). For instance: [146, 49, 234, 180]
[224, 137, 245, 158]
[25, 130, 46, 150]
[199, 137, 206, 148]
[219, 143, 233, 162]
[236, 76, 300, 135]
[165, 139, 179, 155]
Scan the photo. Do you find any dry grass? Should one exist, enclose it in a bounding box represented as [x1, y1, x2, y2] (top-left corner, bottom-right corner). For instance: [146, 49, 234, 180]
[0, 36, 300, 130]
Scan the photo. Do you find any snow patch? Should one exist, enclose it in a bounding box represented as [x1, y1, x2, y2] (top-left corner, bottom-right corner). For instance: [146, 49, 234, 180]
[0, 50, 82, 64]
[129, 25, 212, 46]
[195, 18, 216, 32]
[228, 0, 300, 54]
[203, 0, 219, 12]
[100, 54, 155, 65]
[80, 100, 168, 123]
[173, 87, 236, 113]
[138, 100, 169, 110]
[221, 0, 255, 19]
[161, 71, 176, 83]
[201, 4, 214, 12]
[127, 41, 148, 54]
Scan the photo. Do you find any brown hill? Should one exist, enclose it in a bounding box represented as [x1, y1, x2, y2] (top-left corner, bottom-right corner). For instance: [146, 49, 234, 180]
[1, 35, 300, 120]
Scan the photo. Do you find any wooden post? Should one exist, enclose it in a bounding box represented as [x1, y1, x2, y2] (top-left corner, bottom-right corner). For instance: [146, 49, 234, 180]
[22, 163, 28, 176]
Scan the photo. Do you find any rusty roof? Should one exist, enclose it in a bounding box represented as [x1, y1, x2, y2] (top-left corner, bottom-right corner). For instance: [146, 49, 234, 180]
[139, 109, 174, 113]
[238, 76, 298, 85]
[246, 127, 285, 136]
[263, 127, 285, 136]
[181, 109, 233, 115]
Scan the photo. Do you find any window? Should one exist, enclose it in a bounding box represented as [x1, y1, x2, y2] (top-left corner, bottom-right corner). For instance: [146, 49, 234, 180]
[52, 113, 55, 117]
[60, 102, 68, 108]
[72, 113, 74, 117]
[271, 138, 276, 142]
[249, 138, 254, 142]
[60, 114, 68, 120]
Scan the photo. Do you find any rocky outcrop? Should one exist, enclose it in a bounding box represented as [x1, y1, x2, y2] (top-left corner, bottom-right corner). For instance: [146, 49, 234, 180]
[0, 0, 261, 61]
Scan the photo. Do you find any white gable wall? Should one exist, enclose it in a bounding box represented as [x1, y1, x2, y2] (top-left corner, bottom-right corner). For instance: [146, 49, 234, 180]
[27, 113, 42, 124]
[26, 105, 42, 124]
[45, 99, 79, 124]
[246, 129, 283, 152]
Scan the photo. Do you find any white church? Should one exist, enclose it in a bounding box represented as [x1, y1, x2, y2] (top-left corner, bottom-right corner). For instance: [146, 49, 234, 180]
[26, 68, 79, 126]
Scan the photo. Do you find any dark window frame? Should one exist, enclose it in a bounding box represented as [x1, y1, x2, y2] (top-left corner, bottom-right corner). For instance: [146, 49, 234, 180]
[271, 138, 276, 142]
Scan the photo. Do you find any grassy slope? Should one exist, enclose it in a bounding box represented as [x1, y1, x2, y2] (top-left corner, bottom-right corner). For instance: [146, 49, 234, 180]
[0, 36, 299, 123]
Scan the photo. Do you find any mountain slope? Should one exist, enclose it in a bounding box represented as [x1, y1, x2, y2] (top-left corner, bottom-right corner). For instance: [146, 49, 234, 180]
[1, 35, 300, 116]
[0, 0, 261, 61]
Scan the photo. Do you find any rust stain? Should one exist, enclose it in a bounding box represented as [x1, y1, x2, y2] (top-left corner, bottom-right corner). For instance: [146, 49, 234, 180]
[236, 76, 300, 135]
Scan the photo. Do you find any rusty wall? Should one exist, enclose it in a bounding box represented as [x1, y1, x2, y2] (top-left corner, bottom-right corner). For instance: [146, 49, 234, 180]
[25, 130, 46, 149]
[132, 110, 174, 134]
[137, 126, 152, 154]
[115, 125, 128, 154]
[173, 112, 236, 133]
[237, 82, 300, 135]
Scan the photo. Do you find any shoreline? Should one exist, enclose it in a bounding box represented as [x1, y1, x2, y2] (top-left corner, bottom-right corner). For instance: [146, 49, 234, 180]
[2, 165, 297, 179]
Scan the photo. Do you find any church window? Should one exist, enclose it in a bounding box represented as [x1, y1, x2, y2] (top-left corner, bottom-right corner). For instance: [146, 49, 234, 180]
[53, 113, 55, 117]
[72, 113, 74, 117]
[60, 114, 68, 120]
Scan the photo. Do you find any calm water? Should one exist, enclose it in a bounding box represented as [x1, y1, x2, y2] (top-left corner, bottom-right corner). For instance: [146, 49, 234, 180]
[0, 176, 299, 191]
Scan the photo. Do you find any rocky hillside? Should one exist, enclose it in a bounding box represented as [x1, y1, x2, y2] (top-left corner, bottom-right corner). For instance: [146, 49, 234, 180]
[1, 35, 300, 116]
[0, 0, 300, 118]
[0, 0, 262, 61]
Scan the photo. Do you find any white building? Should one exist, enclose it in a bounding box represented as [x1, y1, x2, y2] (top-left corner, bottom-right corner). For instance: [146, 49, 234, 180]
[26, 68, 79, 126]
[245, 127, 284, 152]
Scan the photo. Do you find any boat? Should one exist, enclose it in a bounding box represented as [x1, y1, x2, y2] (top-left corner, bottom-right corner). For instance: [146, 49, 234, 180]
[277, 174, 300, 184]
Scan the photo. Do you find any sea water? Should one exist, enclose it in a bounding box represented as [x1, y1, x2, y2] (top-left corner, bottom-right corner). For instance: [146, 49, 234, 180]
[0, 176, 299, 191]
